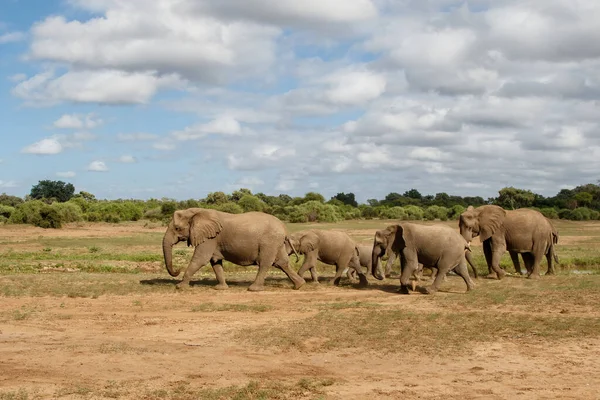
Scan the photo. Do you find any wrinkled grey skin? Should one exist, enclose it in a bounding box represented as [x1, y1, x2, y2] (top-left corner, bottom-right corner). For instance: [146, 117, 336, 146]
[287, 230, 368, 287]
[510, 220, 559, 275]
[384, 245, 479, 279]
[371, 223, 476, 294]
[459, 205, 557, 279]
[345, 244, 380, 280]
[162, 208, 305, 291]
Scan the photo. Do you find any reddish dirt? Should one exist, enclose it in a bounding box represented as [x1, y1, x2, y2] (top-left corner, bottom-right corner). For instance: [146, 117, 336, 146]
[1, 288, 600, 399]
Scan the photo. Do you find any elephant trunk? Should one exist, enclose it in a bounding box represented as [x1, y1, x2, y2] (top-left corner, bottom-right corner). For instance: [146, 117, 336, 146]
[162, 224, 182, 277]
[371, 245, 385, 281]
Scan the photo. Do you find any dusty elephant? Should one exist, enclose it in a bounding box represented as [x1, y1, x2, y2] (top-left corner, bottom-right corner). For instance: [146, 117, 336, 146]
[287, 230, 368, 286]
[459, 205, 557, 279]
[371, 223, 476, 294]
[383, 242, 479, 279]
[162, 208, 305, 291]
[345, 244, 379, 280]
[510, 220, 559, 276]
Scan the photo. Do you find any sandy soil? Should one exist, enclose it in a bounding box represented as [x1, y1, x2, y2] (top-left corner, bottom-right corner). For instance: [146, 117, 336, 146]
[1, 287, 599, 399]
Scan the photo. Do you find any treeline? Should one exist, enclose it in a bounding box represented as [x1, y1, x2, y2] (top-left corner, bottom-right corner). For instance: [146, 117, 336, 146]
[0, 180, 600, 229]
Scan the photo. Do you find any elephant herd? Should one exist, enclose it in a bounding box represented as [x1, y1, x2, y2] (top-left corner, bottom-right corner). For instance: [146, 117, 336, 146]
[162, 205, 559, 294]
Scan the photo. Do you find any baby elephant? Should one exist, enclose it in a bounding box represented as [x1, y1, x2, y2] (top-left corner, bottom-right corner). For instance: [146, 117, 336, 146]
[344, 244, 378, 281]
[287, 230, 368, 286]
[372, 223, 476, 294]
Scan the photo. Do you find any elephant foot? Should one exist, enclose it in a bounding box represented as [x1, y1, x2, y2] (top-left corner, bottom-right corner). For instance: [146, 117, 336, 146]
[357, 274, 369, 288]
[292, 279, 306, 290]
[527, 273, 541, 280]
[545, 270, 556, 276]
[247, 284, 265, 292]
[213, 283, 229, 290]
[175, 281, 189, 290]
[330, 277, 342, 286]
[423, 286, 437, 295]
[397, 285, 410, 295]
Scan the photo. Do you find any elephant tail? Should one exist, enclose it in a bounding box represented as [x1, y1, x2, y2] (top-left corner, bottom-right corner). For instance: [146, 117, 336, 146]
[286, 236, 300, 263]
[551, 231, 559, 264]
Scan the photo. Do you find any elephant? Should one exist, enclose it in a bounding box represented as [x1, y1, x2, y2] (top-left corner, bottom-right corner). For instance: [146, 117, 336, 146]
[287, 229, 368, 286]
[344, 244, 379, 280]
[371, 223, 476, 294]
[510, 221, 559, 276]
[459, 205, 557, 279]
[162, 208, 305, 291]
[383, 241, 479, 279]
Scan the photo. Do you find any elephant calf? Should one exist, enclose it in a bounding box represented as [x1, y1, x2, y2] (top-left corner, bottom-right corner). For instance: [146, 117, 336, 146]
[372, 223, 476, 294]
[287, 229, 368, 286]
[162, 208, 305, 291]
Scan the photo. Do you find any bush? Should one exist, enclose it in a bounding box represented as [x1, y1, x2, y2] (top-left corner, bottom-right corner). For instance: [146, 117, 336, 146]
[424, 206, 449, 221]
[539, 207, 559, 219]
[216, 202, 243, 214]
[35, 206, 63, 229]
[380, 207, 407, 220]
[238, 195, 266, 212]
[287, 207, 308, 223]
[448, 205, 466, 219]
[143, 207, 163, 221]
[0, 205, 15, 219]
[85, 212, 102, 222]
[161, 201, 178, 217]
[298, 201, 342, 223]
[51, 202, 83, 223]
[359, 205, 379, 219]
[8, 200, 46, 225]
[404, 205, 424, 220]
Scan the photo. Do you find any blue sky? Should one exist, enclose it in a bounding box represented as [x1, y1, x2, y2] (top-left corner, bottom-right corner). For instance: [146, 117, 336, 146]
[1, 0, 599, 202]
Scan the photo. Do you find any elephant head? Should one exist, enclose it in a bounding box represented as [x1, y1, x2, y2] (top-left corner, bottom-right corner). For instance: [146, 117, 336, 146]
[371, 224, 411, 281]
[162, 208, 222, 277]
[459, 205, 506, 243]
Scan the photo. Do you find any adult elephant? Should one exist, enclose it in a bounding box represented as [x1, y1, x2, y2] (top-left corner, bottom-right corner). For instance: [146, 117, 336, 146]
[371, 223, 475, 294]
[162, 208, 305, 291]
[510, 221, 559, 276]
[287, 230, 368, 287]
[459, 205, 556, 279]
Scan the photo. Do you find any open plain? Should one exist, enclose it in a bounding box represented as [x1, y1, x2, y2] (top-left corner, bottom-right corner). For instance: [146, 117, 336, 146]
[1, 219, 600, 399]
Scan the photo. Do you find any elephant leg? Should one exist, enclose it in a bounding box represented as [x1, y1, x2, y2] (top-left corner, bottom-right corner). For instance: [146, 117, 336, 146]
[465, 251, 478, 279]
[526, 248, 544, 280]
[331, 263, 346, 286]
[349, 256, 368, 287]
[273, 248, 306, 290]
[385, 251, 396, 278]
[482, 240, 495, 278]
[489, 240, 507, 280]
[309, 267, 320, 283]
[176, 244, 213, 289]
[545, 246, 556, 276]
[509, 251, 522, 275]
[453, 261, 476, 292]
[399, 256, 418, 294]
[297, 252, 318, 282]
[211, 260, 229, 290]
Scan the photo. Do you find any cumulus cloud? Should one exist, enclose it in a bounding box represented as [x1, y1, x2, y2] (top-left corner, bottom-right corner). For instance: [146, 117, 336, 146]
[21, 138, 63, 155]
[171, 116, 244, 140]
[0, 180, 17, 188]
[117, 133, 159, 142]
[87, 161, 109, 172]
[53, 113, 103, 129]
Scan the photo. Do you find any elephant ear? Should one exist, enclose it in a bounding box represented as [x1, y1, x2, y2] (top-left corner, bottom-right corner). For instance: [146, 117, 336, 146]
[300, 232, 319, 253]
[189, 213, 223, 247]
[395, 224, 413, 249]
[478, 205, 506, 241]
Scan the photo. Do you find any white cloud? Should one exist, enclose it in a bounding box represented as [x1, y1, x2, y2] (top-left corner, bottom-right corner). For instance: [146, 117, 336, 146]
[13, 69, 182, 106]
[87, 161, 109, 172]
[323, 69, 386, 106]
[21, 138, 63, 155]
[56, 171, 76, 178]
[171, 116, 243, 140]
[153, 141, 176, 151]
[117, 133, 159, 142]
[53, 113, 103, 129]
[0, 31, 25, 44]
[118, 155, 137, 163]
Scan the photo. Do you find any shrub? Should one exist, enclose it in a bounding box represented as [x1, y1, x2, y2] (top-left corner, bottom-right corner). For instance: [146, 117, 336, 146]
[35, 206, 63, 229]
[404, 205, 424, 220]
[8, 200, 46, 225]
[161, 201, 178, 217]
[143, 207, 163, 221]
[216, 202, 243, 214]
[51, 202, 83, 223]
[238, 195, 266, 212]
[298, 201, 342, 223]
[539, 207, 559, 219]
[359, 205, 379, 219]
[287, 207, 308, 223]
[85, 212, 102, 222]
[424, 205, 449, 221]
[0, 205, 15, 219]
[448, 205, 466, 219]
[380, 207, 407, 220]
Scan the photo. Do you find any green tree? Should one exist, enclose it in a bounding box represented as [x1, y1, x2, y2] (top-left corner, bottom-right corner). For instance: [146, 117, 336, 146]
[331, 192, 358, 207]
[229, 188, 252, 202]
[574, 192, 593, 207]
[403, 189, 422, 200]
[30, 180, 75, 202]
[238, 194, 266, 212]
[495, 187, 536, 210]
[303, 192, 325, 203]
[0, 193, 24, 207]
[205, 191, 228, 205]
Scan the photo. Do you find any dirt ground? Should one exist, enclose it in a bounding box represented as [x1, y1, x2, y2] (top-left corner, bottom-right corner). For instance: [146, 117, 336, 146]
[1, 222, 600, 399]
